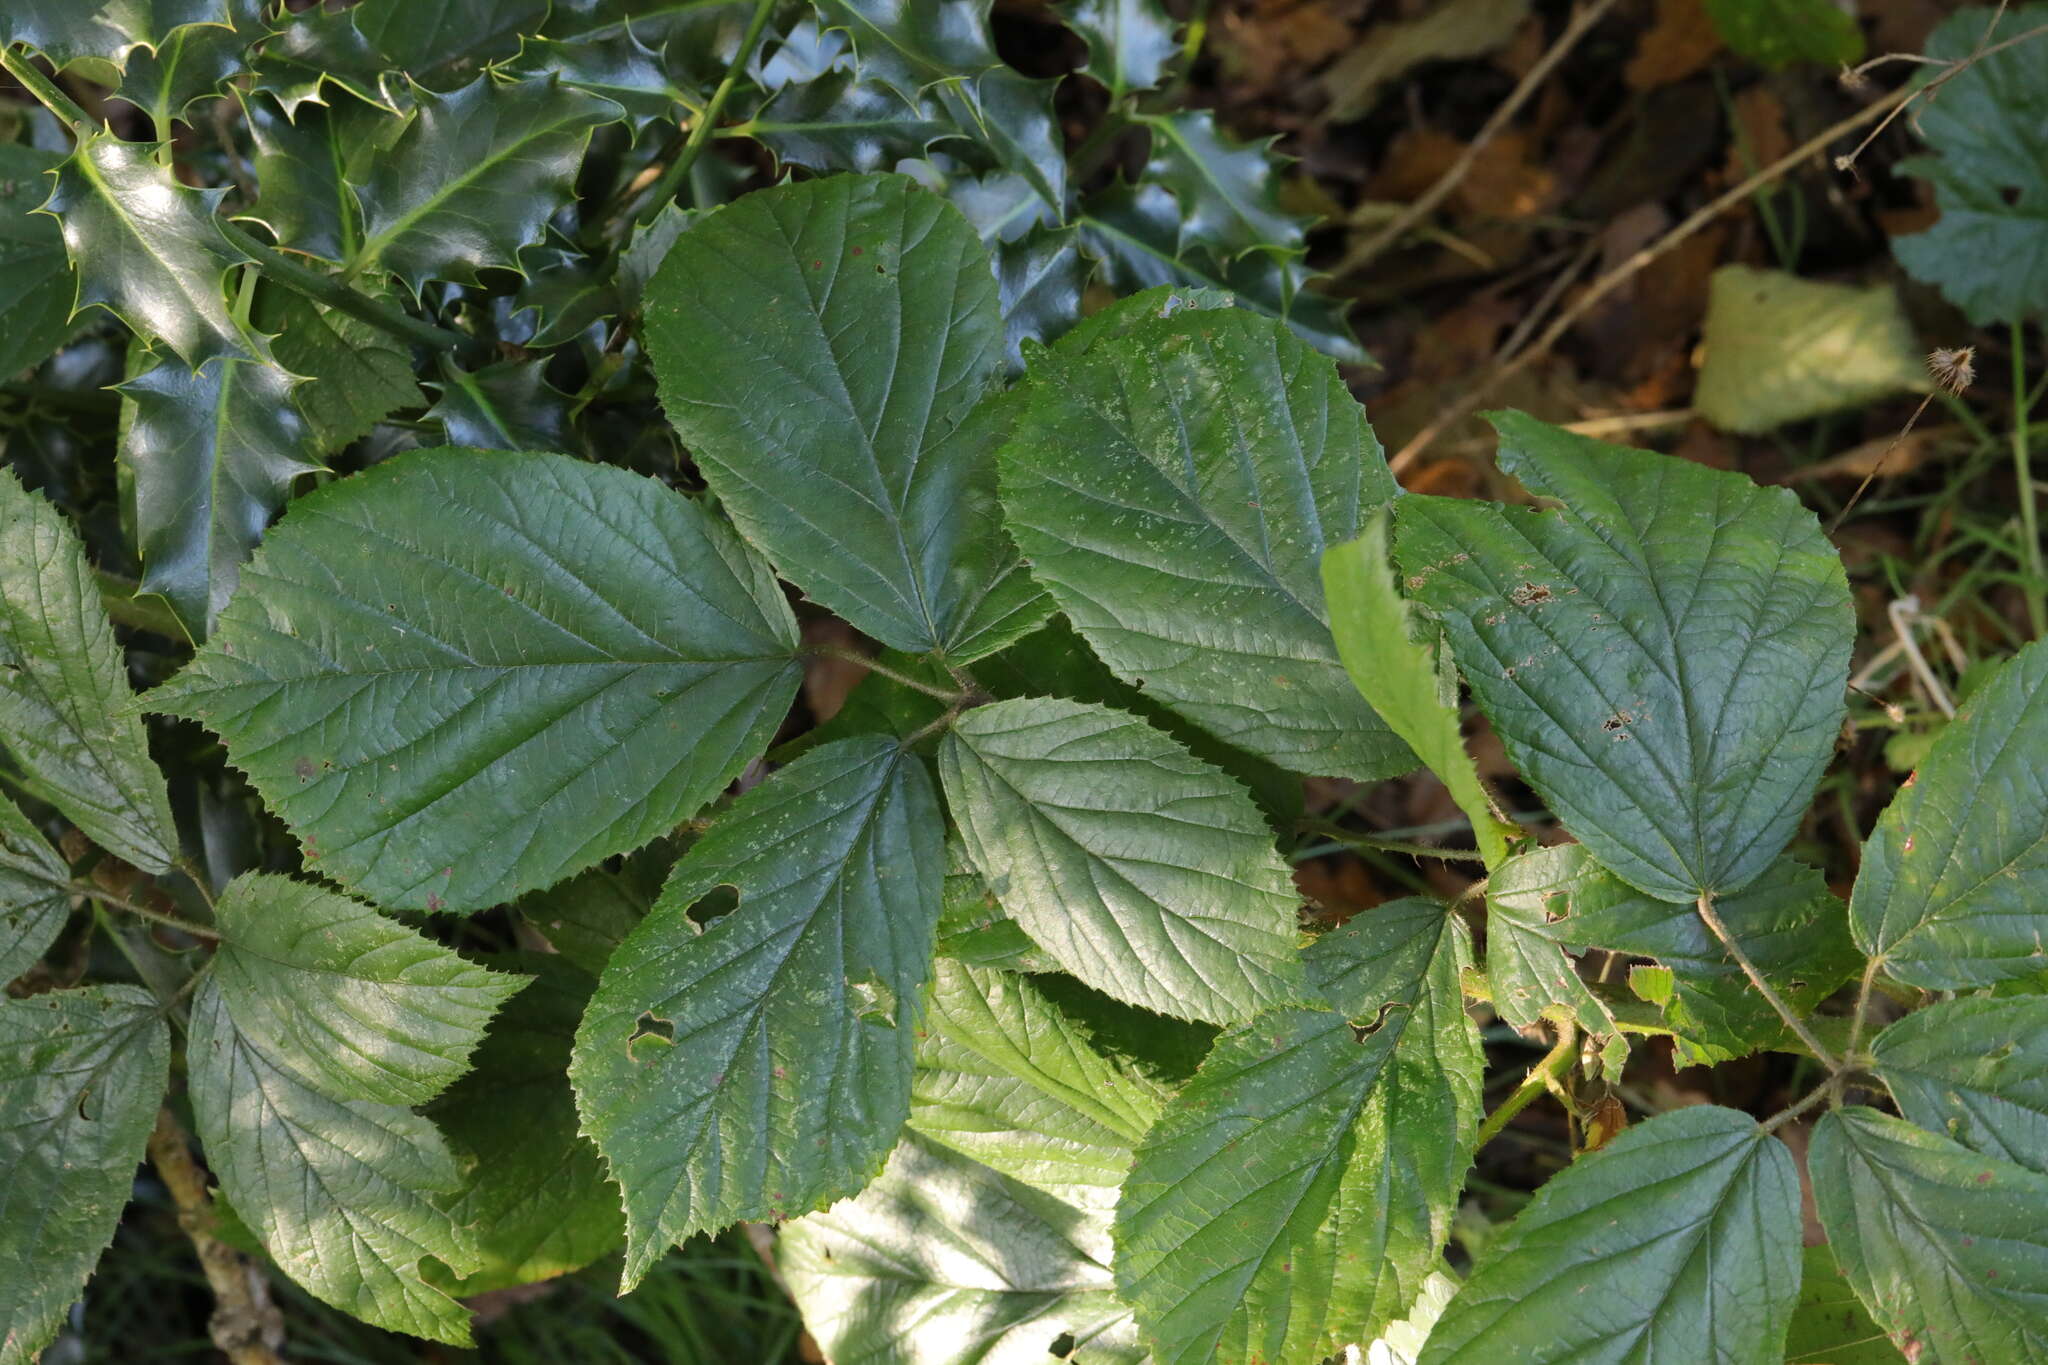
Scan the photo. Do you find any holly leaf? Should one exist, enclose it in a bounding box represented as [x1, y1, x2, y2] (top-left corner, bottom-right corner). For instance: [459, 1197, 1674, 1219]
[42, 130, 257, 369]
[0, 144, 76, 380]
[0, 0, 229, 70]
[994, 226, 1088, 369]
[1850, 636, 2048, 988]
[0, 467, 179, 873]
[745, 68, 960, 172]
[239, 88, 400, 264]
[427, 357, 575, 453]
[1872, 996, 2048, 1175]
[148, 448, 802, 911]
[349, 73, 624, 294]
[780, 1132, 1146, 1364]
[264, 292, 422, 453]
[1420, 1106, 1801, 1364]
[572, 737, 945, 1288]
[111, 0, 267, 125]
[117, 353, 324, 641]
[940, 697, 1307, 1025]
[1811, 1107, 2048, 1364]
[0, 986, 170, 1365]
[1000, 304, 1409, 777]
[644, 172, 1049, 661]
[1395, 411, 1853, 903]
[0, 797, 71, 984]
[1064, 0, 1178, 99]
[1114, 901, 1482, 1364]
[1135, 110, 1304, 261]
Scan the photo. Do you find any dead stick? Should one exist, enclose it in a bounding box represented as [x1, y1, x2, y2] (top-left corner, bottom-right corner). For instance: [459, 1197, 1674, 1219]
[147, 1110, 287, 1365]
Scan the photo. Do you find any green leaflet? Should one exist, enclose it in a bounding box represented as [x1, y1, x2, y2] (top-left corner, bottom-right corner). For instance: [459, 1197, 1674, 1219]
[1785, 1243, 1897, 1364]
[41, 130, 257, 370]
[0, 0, 229, 70]
[1114, 900, 1482, 1365]
[262, 292, 421, 453]
[515, 859, 658, 978]
[0, 467, 179, 873]
[0, 797, 71, 984]
[1872, 996, 2048, 1174]
[148, 448, 801, 911]
[1811, 1107, 2048, 1364]
[427, 955, 624, 1295]
[1482, 847, 1618, 1039]
[1395, 411, 1853, 902]
[0, 986, 170, 1365]
[1134, 110, 1303, 261]
[780, 1132, 1145, 1365]
[644, 173, 1049, 661]
[571, 737, 946, 1288]
[1850, 636, 2048, 988]
[1000, 305, 1409, 777]
[911, 959, 1165, 1239]
[117, 353, 324, 641]
[349, 73, 624, 293]
[1323, 509, 1517, 868]
[188, 975, 484, 1344]
[207, 872, 526, 1108]
[934, 836, 1060, 974]
[1420, 1105, 1802, 1364]
[1065, 0, 1178, 99]
[939, 697, 1306, 1025]
[0, 144, 75, 381]
[1891, 5, 2048, 324]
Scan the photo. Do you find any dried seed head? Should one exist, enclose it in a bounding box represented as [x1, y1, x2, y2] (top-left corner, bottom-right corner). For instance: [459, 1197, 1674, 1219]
[1838, 66, 1875, 95]
[1927, 346, 1976, 394]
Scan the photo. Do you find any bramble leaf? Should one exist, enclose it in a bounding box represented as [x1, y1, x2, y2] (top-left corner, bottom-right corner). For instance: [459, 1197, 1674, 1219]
[0, 467, 178, 873]
[263, 292, 421, 453]
[0, 986, 170, 1365]
[149, 448, 801, 911]
[1000, 306, 1410, 777]
[1395, 411, 1853, 902]
[0, 798, 70, 984]
[940, 697, 1306, 1025]
[572, 737, 945, 1287]
[1420, 1106, 1801, 1364]
[1872, 996, 2048, 1174]
[1785, 1243, 1896, 1365]
[1482, 846, 1619, 1039]
[0, 144, 76, 380]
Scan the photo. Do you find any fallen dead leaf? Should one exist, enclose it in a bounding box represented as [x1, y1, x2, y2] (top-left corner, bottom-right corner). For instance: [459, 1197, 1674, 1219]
[1626, 0, 1721, 89]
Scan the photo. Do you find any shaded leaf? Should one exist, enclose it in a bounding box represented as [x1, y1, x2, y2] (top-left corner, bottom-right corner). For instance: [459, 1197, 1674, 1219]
[1785, 1242, 1898, 1365]
[994, 226, 1088, 369]
[149, 448, 801, 911]
[426, 357, 574, 453]
[0, 797, 70, 984]
[1704, 0, 1863, 69]
[264, 292, 422, 453]
[1320, 0, 1529, 122]
[516, 861, 655, 978]
[0, 144, 76, 380]
[746, 69, 960, 173]
[1136, 110, 1303, 261]
[239, 88, 399, 264]
[1872, 996, 2048, 1174]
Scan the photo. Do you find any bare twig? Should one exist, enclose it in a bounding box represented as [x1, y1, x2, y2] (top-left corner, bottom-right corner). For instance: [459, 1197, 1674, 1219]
[1695, 893, 1841, 1071]
[147, 1111, 287, 1365]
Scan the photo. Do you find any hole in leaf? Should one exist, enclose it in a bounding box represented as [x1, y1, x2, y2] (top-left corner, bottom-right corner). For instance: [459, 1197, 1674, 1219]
[1349, 1001, 1402, 1042]
[1048, 1331, 1077, 1358]
[627, 1012, 675, 1061]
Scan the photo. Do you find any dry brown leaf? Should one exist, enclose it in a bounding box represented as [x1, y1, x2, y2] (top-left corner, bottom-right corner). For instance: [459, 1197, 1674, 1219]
[1626, 0, 1722, 90]
[1453, 129, 1558, 218]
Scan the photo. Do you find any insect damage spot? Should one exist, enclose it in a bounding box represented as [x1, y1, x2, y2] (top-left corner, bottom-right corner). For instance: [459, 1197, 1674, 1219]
[1602, 709, 1636, 740]
[1510, 581, 1553, 606]
[1349, 1001, 1404, 1042]
[627, 1012, 675, 1061]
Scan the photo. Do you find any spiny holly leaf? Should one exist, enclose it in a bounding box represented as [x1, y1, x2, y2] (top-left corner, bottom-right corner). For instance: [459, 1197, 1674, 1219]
[0, 0, 230, 71]
[0, 467, 178, 873]
[0, 986, 170, 1365]
[111, 0, 267, 126]
[1000, 305, 1409, 777]
[1872, 996, 2048, 1175]
[0, 798, 70, 984]
[645, 172, 1049, 661]
[1811, 1107, 2048, 1364]
[746, 70, 961, 173]
[1115, 901, 1482, 1365]
[1850, 636, 2048, 988]
[512, 27, 696, 123]
[427, 955, 624, 1295]
[780, 1132, 1146, 1364]
[263, 292, 422, 453]
[940, 697, 1307, 1025]
[244, 1, 398, 115]
[239, 88, 401, 264]
[994, 226, 1088, 368]
[348, 0, 549, 85]
[509, 240, 615, 348]
[42, 130, 257, 369]
[1420, 1106, 1801, 1364]
[207, 873, 525, 1108]
[1323, 508, 1518, 868]
[1395, 411, 1853, 903]
[349, 73, 624, 295]
[188, 974, 483, 1344]
[1892, 5, 2048, 324]
[148, 448, 801, 911]
[427, 358, 574, 453]
[1135, 110, 1304, 261]
[1065, 0, 1178, 99]
[117, 353, 323, 641]
[572, 737, 945, 1289]
[0, 144, 75, 380]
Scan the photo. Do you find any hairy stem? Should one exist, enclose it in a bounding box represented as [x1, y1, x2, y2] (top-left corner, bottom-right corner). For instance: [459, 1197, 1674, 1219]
[74, 881, 220, 941]
[1695, 892, 1840, 1071]
[2014, 319, 2046, 636]
[1474, 1025, 1579, 1150]
[1759, 1078, 1838, 1135]
[806, 643, 971, 702]
[147, 1111, 287, 1365]
[633, 0, 777, 226]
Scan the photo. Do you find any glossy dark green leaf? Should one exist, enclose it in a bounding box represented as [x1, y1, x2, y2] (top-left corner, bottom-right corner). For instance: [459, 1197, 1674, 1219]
[0, 467, 179, 872]
[264, 292, 422, 453]
[149, 448, 801, 911]
[0, 798, 70, 984]
[572, 738, 945, 1287]
[1785, 1243, 1897, 1365]
[0, 144, 76, 380]
[513, 26, 695, 122]
[781, 1131, 1145, 1364]
[427, 955, 624, 1295]
[1421, 1105, 1801, 1364]
[188, 973, 484, 1344]
[111, 0, 266, 125]
[0, 986, 170, 1365]
[240, 89, 399, 264]
[244, 2, 397, 116]
[208, 873, 525, 1108]
[1065, 0, 1178, 98]
[616, 202, 695, 314]
[509, 242, 616, 348]
[1811, 1106, 2048, 1364]
[645, 172, 1049, 661]
[745, 69, 959, 172]
[1872, 996, 2048, 1174]
[426, 358, 575, 453]
[1000, 305, 1408, 777]
[1850, 637, 2048, 988]
[0, 0, 228, 70]
[350, 73, 624, 294]
[994, 226, 1087, 369]
[43, 130, 257, 369]
[1115, 901, 1481, 1365]
[118, 353, 323, 640]
[1395, 411, 1853, 902]
[349, 0, 550, 82]
[1703, 0, 1862, 67]
[940, 697, 1306, 1025]
[1136, 111, 1302, 261]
